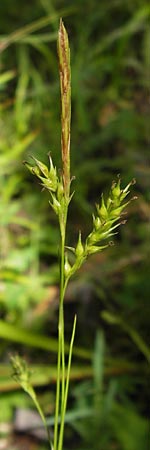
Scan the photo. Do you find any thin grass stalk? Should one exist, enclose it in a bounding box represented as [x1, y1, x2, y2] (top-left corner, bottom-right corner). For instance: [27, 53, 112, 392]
[54, 19, 71, 450]
[60, 236, 66, 409]
[33, 396, 52, 449]
[57, 315, 77, 450]
[53, 232, 65, 450]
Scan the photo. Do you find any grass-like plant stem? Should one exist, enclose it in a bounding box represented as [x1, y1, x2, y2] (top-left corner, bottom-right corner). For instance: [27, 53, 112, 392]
[53, 231, 66, 450]
[57, 315, 76, 450]
[54, 19, 72, 450]
[12, 18, 135, 450]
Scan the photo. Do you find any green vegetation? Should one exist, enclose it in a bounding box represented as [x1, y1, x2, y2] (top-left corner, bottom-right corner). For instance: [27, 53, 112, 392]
[0, 1, 150, 449]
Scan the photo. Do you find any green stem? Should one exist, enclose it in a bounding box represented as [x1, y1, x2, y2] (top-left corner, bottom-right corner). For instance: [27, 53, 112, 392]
[53, 313, 61, 450]
[54, 217, 67, 450]
[54, 21, 71, 450]
[60, 233, 66, 410]
[33, 394, 52, 449]
[58, 315, 77, 450]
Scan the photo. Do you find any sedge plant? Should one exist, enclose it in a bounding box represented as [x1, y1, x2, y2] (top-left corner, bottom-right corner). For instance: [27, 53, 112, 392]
[11, 19, 136, 450]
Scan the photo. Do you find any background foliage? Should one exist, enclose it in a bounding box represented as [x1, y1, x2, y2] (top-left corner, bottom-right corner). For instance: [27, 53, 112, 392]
[0, 0, 150, 449]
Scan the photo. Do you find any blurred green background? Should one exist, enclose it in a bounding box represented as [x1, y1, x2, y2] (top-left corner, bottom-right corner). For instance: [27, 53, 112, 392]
[0, 1, 150, 449]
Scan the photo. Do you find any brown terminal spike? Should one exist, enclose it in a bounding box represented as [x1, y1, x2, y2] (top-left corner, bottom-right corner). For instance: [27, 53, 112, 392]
[57, 19, 71, 200]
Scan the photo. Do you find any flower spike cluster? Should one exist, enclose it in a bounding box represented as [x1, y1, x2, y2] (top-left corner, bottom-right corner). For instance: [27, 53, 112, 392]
[23, 154, 73, 220]
[24, 154, 136, 282]
[24, 154, 58, 192]
[11, 354, 34, 396]
[64, 177, 136, 281]
[58, 18, 71, 200]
